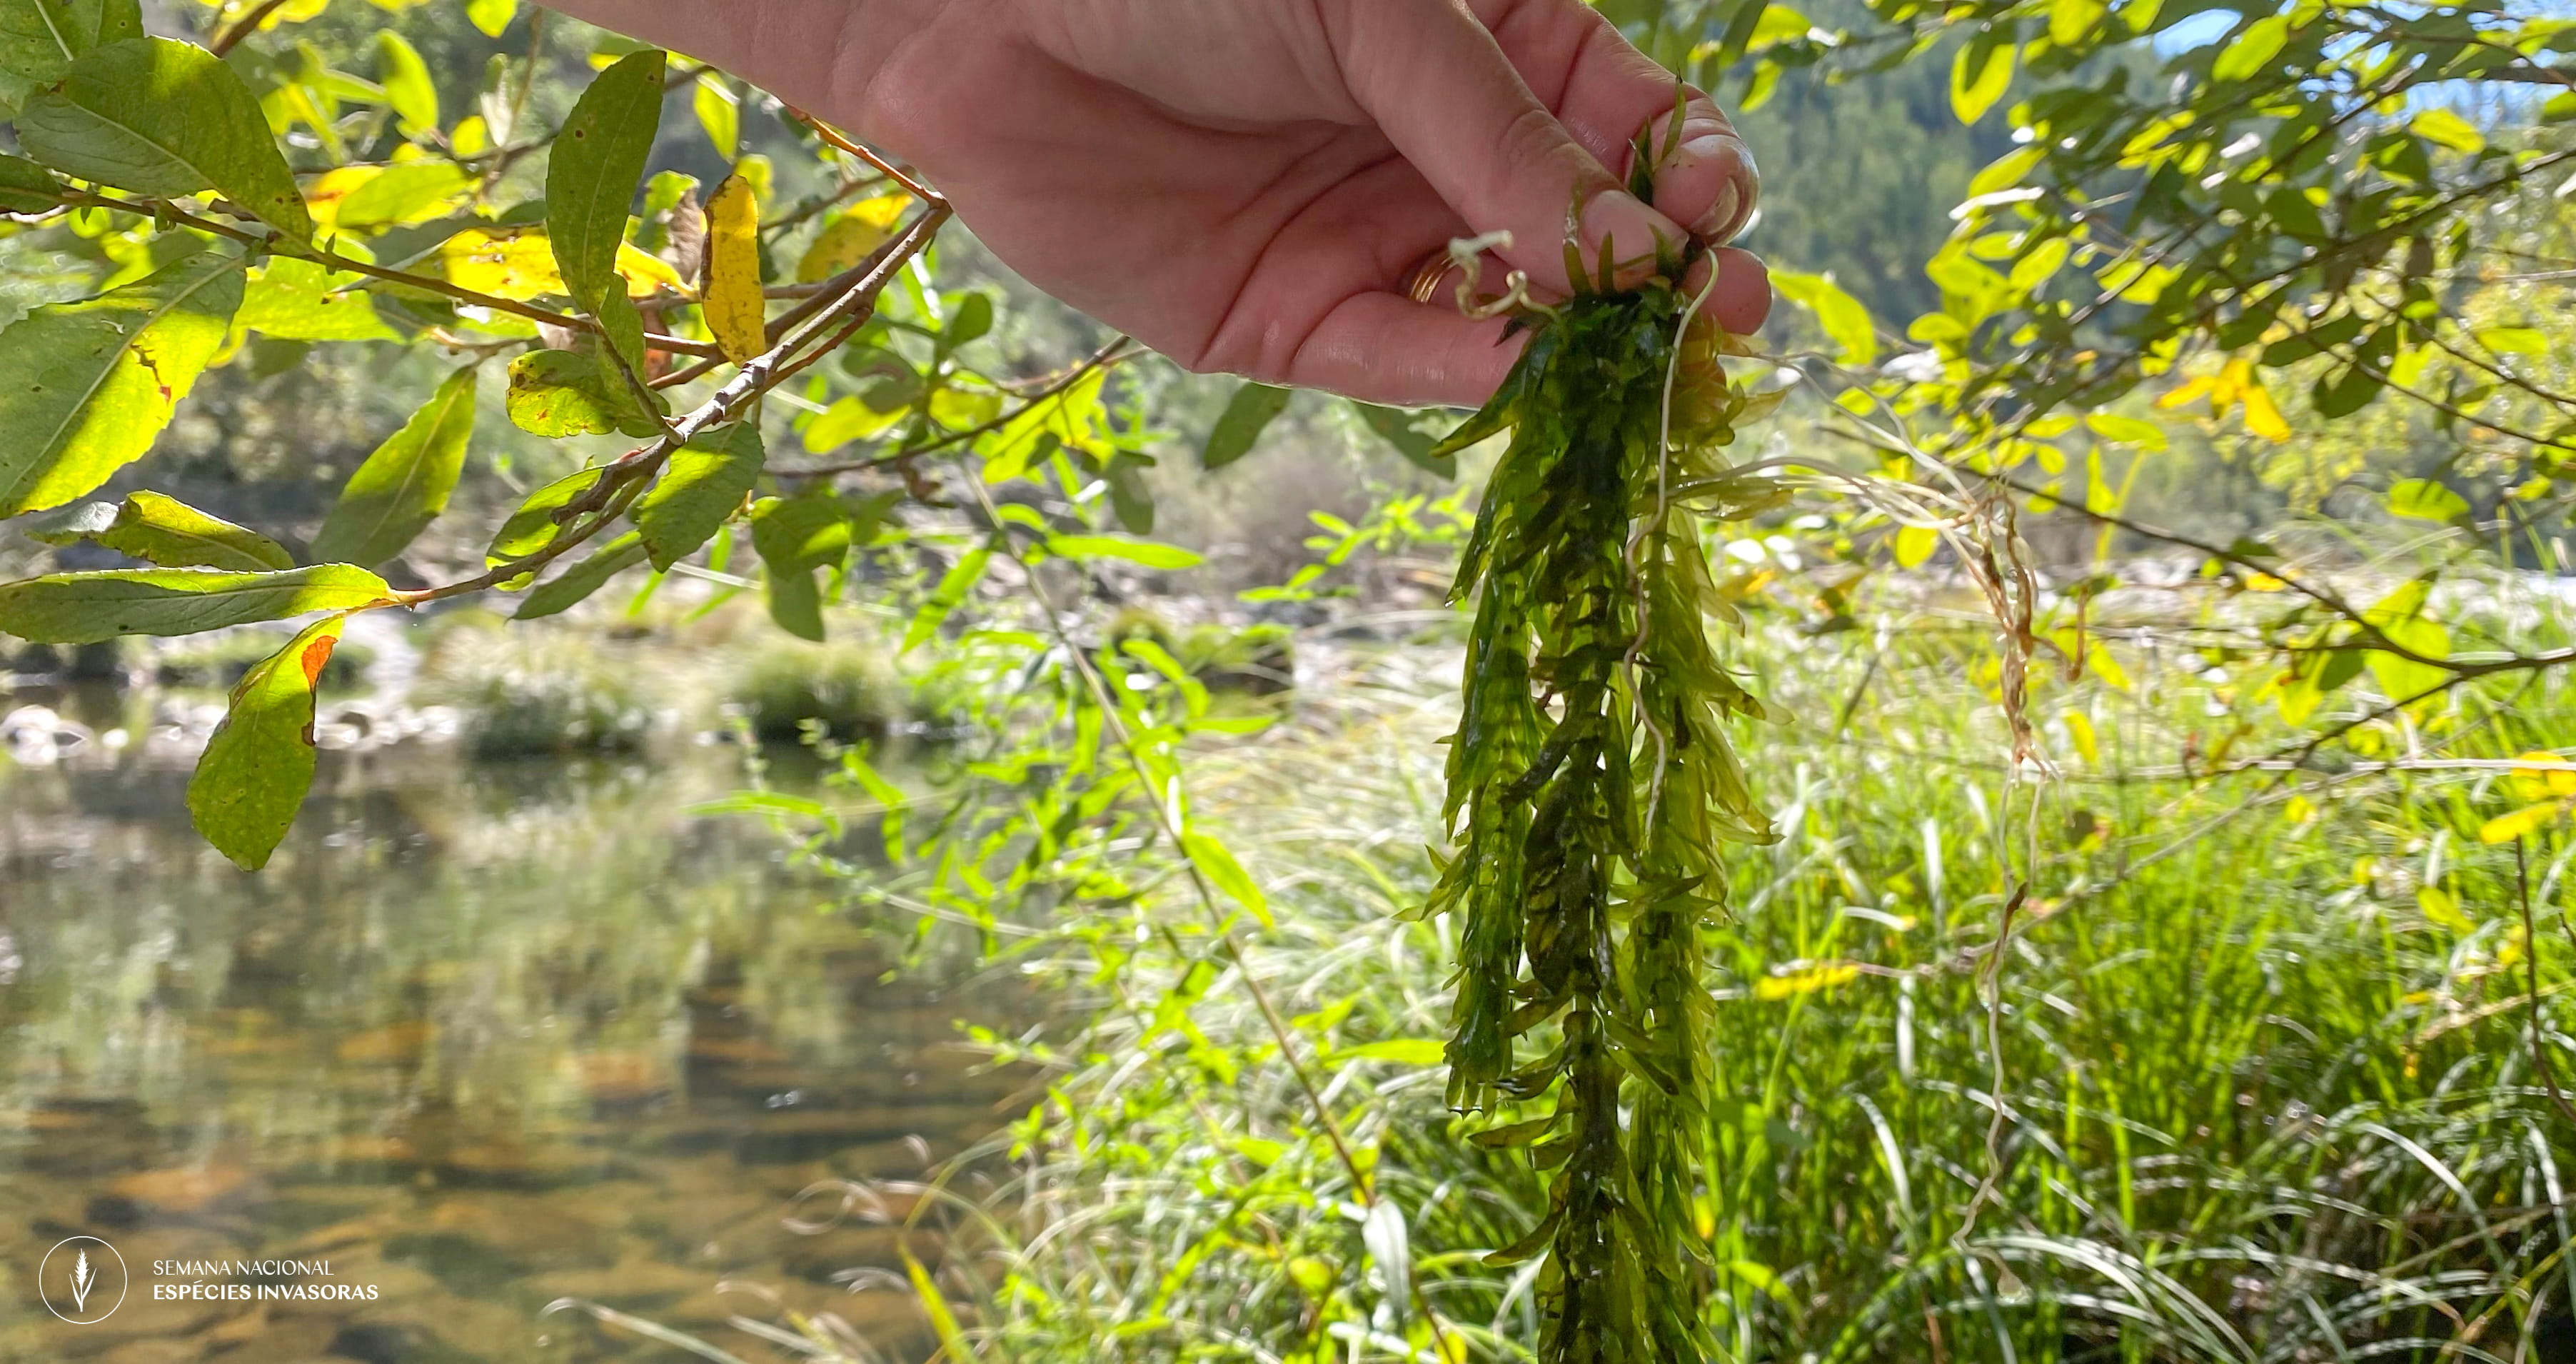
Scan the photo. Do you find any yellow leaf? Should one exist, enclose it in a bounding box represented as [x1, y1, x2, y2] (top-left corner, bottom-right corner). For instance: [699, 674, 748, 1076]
[1754, 963, 1861, 1001]
[1893, 523, 1939, 568]
[303, 165, 383, 231]
[795, 194, 910, 283]
[2209, 358, 2254, 416]
[615, 242, 690, 299]
[703, 171, 766, 363]
[2239, 379, 2291, 441]
[2480, 803, 2561, 845]
[2156, 375, 2215, 409]
[441, 225, 685, 302]
[2511, 751, 2576, 801]
[441, 225, 563, 301]
[2063, 710, 2098, 765]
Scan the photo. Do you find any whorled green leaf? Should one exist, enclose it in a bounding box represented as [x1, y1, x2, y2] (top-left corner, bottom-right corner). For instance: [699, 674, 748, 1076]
[751, 490, 853, 641]
[233, 257, 399, 342]
[311, 364, 478, 567]
[18, 36, 312, 242]
[1201, 381, 1289, 471]
[33, 490, 294, 571]
[546, 49, 665, 314]
[0, 0, 139, 114]
[505, 347, 658, 438]
[635, 420, 763, 571]
[187, 613, 343, 871]
[0, 563, 390, 643]
[514, 530, 647, 621]
[0, 245, 244, 516]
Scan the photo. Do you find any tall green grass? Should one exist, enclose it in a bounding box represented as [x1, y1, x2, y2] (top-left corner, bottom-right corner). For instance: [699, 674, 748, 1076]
[681, 567, 2576, 1363]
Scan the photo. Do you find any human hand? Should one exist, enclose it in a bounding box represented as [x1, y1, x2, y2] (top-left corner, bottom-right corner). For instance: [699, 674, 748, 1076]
[538, 0, 1768, 406]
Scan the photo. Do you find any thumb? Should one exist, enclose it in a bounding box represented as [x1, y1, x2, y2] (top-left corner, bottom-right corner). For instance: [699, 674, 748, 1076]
[1334, 0, 1684, 295]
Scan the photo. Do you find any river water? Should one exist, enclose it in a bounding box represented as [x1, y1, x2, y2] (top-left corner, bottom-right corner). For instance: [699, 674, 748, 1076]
[0, 707, 1023, 1364]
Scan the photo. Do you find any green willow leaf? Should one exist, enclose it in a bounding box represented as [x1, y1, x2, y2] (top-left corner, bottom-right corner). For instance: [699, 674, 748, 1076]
[1181, 831, 1270, 928]
[311, 364, 479, 567]
[187, 613, 343, 871]
[0, 245, 244, 516]
[505, 347, 658, 438]
[514, 531, 647, 621]
[233, 258, 399, 342]
[18, 36, 312, 242]
[0, 151, 63, 211]
[373, 30, 436, 136]
[752, 490, 854, 641]
[0, 563, 391, 643]
[1352, 401, 1458, 476]
[77, 491, 293, 571]
[487, 465, 607, 568]
[0, 0, 141, 113]
[635, 420, 763, 571]
[1045, 533, 1203, 571]
[1200, 381, 1288, 471]
[546, 48, 665, 315]
[332, 160, 469, 231]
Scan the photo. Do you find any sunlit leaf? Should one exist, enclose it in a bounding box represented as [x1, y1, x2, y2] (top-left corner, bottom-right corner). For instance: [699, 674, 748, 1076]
[2385, 478, 2468, 523]
[547, 49, 665, 316]
[0, 0, 141, 113]
[86, 491, 291, 571]
[373, 29, 437, 136]
[19, 36, 311, 241]
[1047, 534, 1203, 571]
[234, 257, 399, 342]
[312, 365, 478, 567]
[0, 563, 391, 643]
[703, 169, 765, 363]
[1948, 39, 2013, 124]
[795, 194, 908, 283]
[506, 348, 659, 438]
[2480, 803, 2562, 846]
[187, 613, 344, 871]
[515, 531, 647, 620]
[635, 421, 763, 571]
[0, 245, 243, 516]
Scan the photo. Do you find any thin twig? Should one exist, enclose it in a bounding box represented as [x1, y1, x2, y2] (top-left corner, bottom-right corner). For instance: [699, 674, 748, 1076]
[785, 109, 940, 203]
[208, 0, 293, 55]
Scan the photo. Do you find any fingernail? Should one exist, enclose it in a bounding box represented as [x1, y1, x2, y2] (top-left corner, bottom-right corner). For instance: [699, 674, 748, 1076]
[1577, 189, 1677, 288]
[1681, 134, 1738, 161]
[1696, 181, 1741, 244]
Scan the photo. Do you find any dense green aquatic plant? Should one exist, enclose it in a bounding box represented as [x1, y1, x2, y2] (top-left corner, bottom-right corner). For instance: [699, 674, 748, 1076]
[1424, 191, 1790, 1361]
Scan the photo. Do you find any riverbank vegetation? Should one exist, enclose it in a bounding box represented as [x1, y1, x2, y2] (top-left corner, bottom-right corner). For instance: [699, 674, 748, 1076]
[0, 0, 2572, 1360]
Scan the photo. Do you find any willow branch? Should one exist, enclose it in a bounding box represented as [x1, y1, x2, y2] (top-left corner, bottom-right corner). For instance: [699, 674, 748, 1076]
[396, 203, 950, 606]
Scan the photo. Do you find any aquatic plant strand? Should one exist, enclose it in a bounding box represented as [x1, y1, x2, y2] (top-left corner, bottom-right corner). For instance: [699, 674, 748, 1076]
[1425, 218, 1783, 1363]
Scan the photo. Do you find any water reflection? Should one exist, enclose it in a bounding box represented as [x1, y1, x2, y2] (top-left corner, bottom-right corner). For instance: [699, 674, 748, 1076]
[0, 731, 1019, 1363]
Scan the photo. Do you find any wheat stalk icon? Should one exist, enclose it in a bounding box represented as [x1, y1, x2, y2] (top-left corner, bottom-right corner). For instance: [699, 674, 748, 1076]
[67, 1249, 94, 1313]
